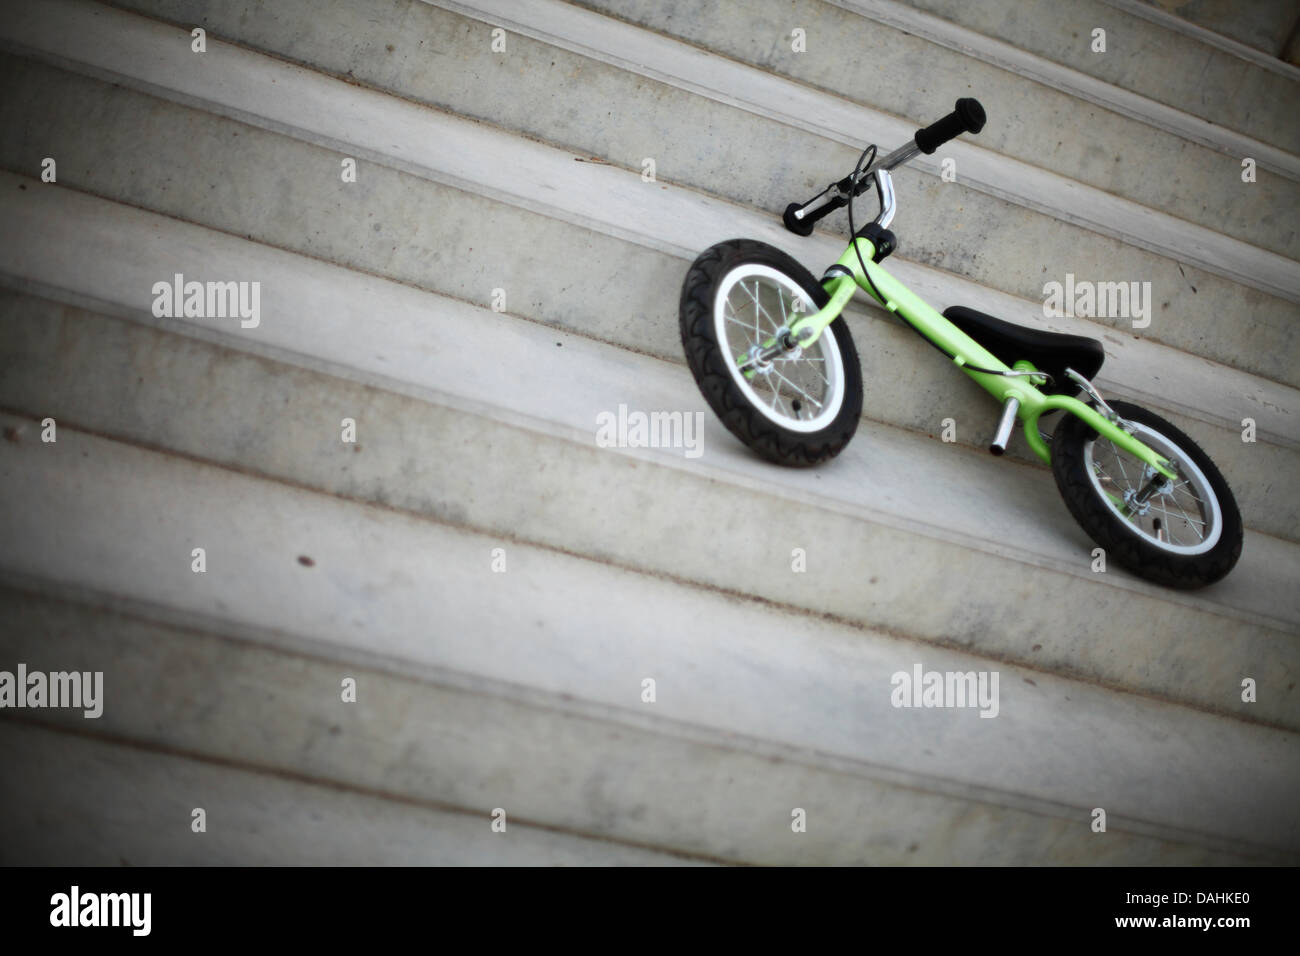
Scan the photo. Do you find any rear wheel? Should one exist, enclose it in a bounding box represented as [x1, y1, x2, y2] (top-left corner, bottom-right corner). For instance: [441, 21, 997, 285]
[1050, 400, 1242, 588]
[679, 239, 863, 466]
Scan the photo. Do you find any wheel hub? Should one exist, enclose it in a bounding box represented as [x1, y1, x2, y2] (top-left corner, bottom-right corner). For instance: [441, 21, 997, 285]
[745, 343, 774, 373]
[1121, 465, 1174, 515]
[1121, 488, 1152, 516]
[745, 327, 800, 373]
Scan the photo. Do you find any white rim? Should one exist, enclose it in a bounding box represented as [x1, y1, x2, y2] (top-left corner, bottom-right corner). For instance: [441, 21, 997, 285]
[1083, 420, 1223, 556]
[712, 264, 846, 433]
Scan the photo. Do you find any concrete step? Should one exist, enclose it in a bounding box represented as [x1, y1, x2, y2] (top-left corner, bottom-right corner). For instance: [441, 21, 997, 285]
[96, 0, 1300, 265]
[825, 0, 1300, 158]
[449, 0, 1300, 265]
[0, 440, 1296, 863]
[1116, 0, 1300, 64]
[1, 200, 1296, 728]
[0, 722, 701, 865]
[457, 0, 1300, 262]
[3, 122, 1296, 545]
[571, 0, 1300, 167]
[31, 0, 1298, 382]
[0, 590, 1278, 866]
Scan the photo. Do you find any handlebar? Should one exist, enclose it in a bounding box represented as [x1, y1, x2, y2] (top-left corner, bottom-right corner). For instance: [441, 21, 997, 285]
[782, 97, 986, 236]
[914, 97, 986, 154]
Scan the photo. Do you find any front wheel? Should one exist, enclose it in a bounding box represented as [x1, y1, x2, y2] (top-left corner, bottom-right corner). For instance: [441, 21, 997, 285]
[679, 239, 863, 467]
[1051, 400, 1243, 588]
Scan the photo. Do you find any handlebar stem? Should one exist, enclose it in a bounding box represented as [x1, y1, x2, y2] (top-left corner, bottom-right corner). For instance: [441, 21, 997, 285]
[872, 168, 896, 229]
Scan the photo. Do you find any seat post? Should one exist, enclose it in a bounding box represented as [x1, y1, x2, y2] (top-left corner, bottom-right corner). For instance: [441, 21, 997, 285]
[990, 396, 1020, 456]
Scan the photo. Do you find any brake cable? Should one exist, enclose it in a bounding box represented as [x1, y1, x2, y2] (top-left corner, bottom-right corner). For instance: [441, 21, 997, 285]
[843, 149, 1050, 387]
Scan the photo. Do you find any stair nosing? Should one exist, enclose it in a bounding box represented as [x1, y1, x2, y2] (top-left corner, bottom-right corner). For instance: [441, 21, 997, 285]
[1101, 0, 1300, 78]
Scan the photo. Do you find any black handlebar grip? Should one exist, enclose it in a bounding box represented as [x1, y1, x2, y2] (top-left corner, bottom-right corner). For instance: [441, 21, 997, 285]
[783, 203, 817, 236]
[914, 97, 986, 154]
[782, 194, 846, 236]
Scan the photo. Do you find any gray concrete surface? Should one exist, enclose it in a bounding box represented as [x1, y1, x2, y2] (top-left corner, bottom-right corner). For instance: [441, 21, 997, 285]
[1, 436, 1295, 861]
[1130, 0, 1300, 59]
[0, 0, 1297, 865]
[792, 0, 1300, 154]
[1, 279, 1297, 726]
[18, 0, 1295, 379]
[439, 0, 1298, 258]
[827, 0, 1300, 177]
[0, 722, 705, 865]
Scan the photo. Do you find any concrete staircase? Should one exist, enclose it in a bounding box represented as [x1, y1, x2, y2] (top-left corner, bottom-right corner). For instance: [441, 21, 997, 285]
[0, 0, 1296, 864]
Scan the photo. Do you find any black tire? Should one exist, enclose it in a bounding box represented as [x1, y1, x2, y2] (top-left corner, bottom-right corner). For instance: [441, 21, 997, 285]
[679, 239, 863, 467]
[1051, 400, 1242, 588]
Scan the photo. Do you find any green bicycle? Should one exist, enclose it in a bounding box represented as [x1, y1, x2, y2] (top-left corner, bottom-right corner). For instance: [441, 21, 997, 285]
[679, 99, 1242, 589]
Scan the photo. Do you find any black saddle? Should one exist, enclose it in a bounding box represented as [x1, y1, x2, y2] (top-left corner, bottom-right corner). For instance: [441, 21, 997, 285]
[942, 306, 1104, 395]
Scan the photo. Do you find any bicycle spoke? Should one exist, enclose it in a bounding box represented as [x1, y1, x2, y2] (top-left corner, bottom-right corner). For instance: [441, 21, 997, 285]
[1164, 493, 1206, 538]
[756, 297, 781, 335]
[780, 357, 830, 388]
[1170, 485, 1207, 516]
[1111, 444, 1133, 488]
[770, 367, 822, 410]
[740, 280, 780, 337]
[724, 298, 754, 344]
[1157, 501, 1186, 546]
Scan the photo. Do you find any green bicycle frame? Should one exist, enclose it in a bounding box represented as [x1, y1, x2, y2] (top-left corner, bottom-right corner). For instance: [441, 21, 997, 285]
[786, 237, 1177, 480]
